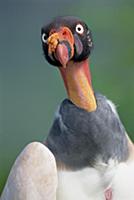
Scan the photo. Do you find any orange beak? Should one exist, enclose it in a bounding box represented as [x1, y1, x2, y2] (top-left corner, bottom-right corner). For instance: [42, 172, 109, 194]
[47, 27, 74, 67]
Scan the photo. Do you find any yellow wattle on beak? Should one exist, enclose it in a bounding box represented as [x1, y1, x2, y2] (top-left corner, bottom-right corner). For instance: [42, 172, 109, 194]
[47, 27, 74, 67]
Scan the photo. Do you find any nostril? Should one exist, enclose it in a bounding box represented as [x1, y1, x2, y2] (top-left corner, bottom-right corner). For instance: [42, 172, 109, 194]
[62, 31, 67, 36]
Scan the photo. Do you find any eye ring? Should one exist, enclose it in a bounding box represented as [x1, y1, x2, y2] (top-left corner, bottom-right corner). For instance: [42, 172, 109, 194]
[75, 24, 84, 34]
[42, 33, 47, 43]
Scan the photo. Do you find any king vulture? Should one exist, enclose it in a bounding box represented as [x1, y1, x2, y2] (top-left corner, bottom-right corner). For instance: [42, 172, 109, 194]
[41, 16, 134, 200]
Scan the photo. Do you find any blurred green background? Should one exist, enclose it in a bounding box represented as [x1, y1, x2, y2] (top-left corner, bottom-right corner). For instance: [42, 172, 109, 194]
[0, 0, 134, 194]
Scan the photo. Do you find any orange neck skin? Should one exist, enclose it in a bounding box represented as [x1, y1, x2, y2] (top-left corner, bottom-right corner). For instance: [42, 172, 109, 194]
[59, 59, 97, 112]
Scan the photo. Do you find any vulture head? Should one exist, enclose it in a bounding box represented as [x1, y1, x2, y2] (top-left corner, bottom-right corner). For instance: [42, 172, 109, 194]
[41, 16, 96, 112]
[41, 16, 93, 67]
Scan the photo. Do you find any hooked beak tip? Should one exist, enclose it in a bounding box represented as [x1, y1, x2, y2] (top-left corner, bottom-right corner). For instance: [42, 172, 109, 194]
[55, 43, 71, 68]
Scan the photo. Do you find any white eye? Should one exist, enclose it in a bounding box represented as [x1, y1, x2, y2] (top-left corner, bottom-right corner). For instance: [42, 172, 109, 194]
[42, 33, 47, 43]
[75, 24, 84, 34]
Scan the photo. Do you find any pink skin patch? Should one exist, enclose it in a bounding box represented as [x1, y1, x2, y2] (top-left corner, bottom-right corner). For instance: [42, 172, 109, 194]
[105, 188, 112, 200]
